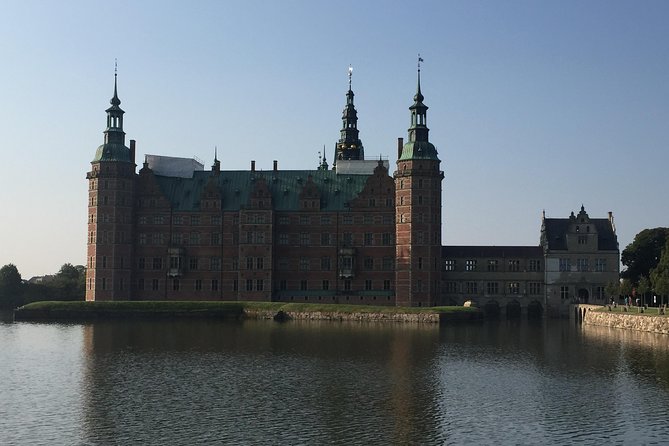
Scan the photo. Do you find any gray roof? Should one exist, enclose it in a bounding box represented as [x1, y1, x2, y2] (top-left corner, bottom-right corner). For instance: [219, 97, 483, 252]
[542, 218, 618, 251]
[443, 245, 543, 259]
[153, 169, 376, 212]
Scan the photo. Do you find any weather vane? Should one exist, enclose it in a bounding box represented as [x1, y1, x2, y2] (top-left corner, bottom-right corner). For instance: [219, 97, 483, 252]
[348, 65, 353, 89]
[115, 58, 118, 76]
[418, 54, 424, 71]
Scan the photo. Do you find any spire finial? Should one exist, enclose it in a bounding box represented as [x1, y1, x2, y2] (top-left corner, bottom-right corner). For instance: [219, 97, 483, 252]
[111, 59, 121, 106]
[348, 65, 353, 90]
[214, 146, 218, 161]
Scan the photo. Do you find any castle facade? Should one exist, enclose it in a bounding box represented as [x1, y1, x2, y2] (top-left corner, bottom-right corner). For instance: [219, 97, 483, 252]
[85, 69, 619, 316]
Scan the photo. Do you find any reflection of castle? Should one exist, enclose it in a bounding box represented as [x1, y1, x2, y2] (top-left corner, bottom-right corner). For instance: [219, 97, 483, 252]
[85, 68, 619, 315]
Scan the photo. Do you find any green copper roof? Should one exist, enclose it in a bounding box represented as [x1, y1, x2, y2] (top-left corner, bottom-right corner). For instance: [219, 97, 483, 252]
[153, 169, 375, 212]
[398, 141, 439, 161]
[92, 143, 132, 163]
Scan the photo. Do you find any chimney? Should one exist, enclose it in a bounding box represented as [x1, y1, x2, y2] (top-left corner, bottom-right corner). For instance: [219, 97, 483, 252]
[129, 140, 136, 164]
[251, 160, 255, 171]
[397, 137, 403, 159]
[608, 211, 616, 233]
[273, 160, 278, 171]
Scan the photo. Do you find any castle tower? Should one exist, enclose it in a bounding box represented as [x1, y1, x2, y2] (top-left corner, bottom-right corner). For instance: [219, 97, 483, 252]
[333, 66, 364, 167]
[394, 62, 443, 307]
[85, 70, 136, 301]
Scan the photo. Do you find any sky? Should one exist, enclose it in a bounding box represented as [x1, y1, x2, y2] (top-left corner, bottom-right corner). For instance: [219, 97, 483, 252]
[1, 1, 668, 279]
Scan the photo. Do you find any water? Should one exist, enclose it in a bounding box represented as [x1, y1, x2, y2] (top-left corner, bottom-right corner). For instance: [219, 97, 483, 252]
[2, 313, 669, 445]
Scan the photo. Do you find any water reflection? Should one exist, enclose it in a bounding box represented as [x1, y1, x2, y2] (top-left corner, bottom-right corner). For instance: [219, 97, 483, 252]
[3, 318, 669, 444]
[80, 320, 443, 445]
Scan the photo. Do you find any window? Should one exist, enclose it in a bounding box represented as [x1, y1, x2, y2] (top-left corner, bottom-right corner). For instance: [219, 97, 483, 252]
[278, 258, 288, 271]
[138, 257, 146, 269]
[322, 280, 330, 290]
[487, 282, 499, 295]
[256, 279, 264, 291]
[211, 216, 221, 225]
[466, 282, 477, 294]
[344, 280, 351, 291]
[173, 279, 180, 291]
[191, 215, 200, 225]
[300, 215, 310, 225]
[418, 257, 423, 270]
[279, 280, 287, 290]
[246, 279, 253, 291]
[365, 280, 372, 291]
[383, 280, 391, 291]
[382, 233, 392, 246]
[320, 215, 332, 225]
[382, 257, 393, 271]
[596, 286, 605, 300]
[364, 257, 374, 270]
[445, 281, 457, 293]
[508, 282, 520, 294]
[529, 260, 541, 272]
[364, 214, 374, 224]
[300, 232, 310, 246]
[279, 233, 289, 245]
[560, 286, 569, 300]
[152, 279, 159, 291]
[211, 257, 221, 271]
[212, 232, 221, 245]
[487, 260, 498, 272]
[171, 233, 183, 245]
[595, 258, 606, 272]
[211, 279, 219, 291]
[137, 279, 144, 291]
[465, 260, 477, 271]
[299, 257, 309, 271]
[172, 215, 184, 226]
[102, 257, 108, 269]
[368, 198, 376, 208]
[139, 233, 147, 245]
[189, 258, 199, 271]
[364, 233, 373, 246]
[279, 216, 290, 225]
[246, 257, 254, 270]
[321, 257, 331, 271]
[443, 260, 456, 271]
[559, 258, 571, 272]
[343, 233, 353, 245]
[529, 282, 542, 295]
[256, 257, 264, 270]
[578, 236, 587, 245]
[195, 279, 202, 291]
[343, 215, 353, 225]
[508, 260, 520, 272]
[300, 280, 308, 291]
[233, 280, 238, 291]
[577, 258, 589, 272]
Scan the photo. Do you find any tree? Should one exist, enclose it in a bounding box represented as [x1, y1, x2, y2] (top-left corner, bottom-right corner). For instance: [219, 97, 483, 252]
[620, 278, 633, 299]
[651, 238, 669, 306]
[621, 227, 669, 285]
[0, 264, 23, 308]
[637, 276, 651, 306]
[52, 263, 86, 300]
[605, 281, 620, 300]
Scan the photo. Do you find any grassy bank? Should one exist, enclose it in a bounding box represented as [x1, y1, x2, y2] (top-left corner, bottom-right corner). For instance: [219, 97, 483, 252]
[594, 305, 668, 317]
[14, 300, 479, 321]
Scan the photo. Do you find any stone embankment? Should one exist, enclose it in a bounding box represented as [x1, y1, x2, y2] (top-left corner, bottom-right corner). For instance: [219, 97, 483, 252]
[577, 305, 669, 335]
[243, 309, 447, 323]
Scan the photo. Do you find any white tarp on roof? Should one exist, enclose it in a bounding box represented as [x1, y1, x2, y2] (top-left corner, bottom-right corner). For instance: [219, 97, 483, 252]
[335, 159, 389, 175]
[146, 155, 204, 178]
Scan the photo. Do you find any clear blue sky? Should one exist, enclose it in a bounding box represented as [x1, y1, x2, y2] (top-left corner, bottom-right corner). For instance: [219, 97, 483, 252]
[1, 1, 668, 278]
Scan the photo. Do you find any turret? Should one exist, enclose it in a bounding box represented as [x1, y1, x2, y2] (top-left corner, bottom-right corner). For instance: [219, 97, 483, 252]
[333, 66, 364, 166]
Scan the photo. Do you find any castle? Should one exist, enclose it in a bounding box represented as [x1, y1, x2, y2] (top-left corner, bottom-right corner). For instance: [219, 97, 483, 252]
[85, 67, 619, 316]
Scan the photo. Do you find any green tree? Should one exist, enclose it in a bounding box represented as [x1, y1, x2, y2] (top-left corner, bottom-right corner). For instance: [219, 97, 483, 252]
[0, 264, 23, 308]
[621, 227, 669, 285]
[651, 238, 669, 306]
[637, 276, 651, 306]
[52, 263, 86, 300]
[605, 281, 620, 299]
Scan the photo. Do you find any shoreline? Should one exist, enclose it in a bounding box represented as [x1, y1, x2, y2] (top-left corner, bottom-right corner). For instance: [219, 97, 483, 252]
[13, 301, 483, 324]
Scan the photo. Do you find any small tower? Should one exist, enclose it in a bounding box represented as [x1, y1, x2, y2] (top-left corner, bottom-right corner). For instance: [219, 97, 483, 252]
[394, 59, 444, 307]
[333, 66, 364, 167]
[85, 69, 136, 301]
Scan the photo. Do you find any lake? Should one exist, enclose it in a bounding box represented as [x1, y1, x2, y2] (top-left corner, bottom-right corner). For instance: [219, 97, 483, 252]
[2, 312, 669, 445]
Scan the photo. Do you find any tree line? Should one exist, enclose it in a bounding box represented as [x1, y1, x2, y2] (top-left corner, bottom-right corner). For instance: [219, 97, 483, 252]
[618, 227, 669, 305]
[0, 263, 85, 309]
